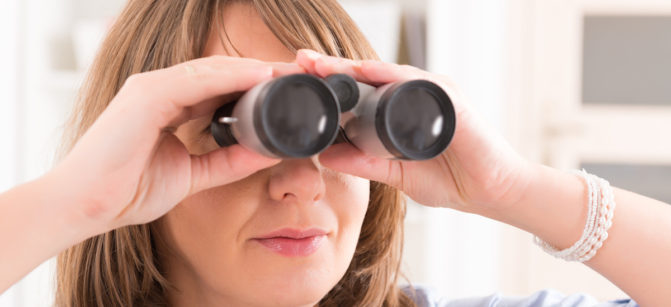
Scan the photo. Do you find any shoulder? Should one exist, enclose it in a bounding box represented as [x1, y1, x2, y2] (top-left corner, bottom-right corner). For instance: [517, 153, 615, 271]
[401, 285, 639, 307]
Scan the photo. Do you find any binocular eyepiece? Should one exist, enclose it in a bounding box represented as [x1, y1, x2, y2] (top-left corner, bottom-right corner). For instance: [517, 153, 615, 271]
[210, 73, 456, 160]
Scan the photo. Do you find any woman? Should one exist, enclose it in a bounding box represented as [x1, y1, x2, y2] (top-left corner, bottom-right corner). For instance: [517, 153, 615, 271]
[0, 0, 668, 306]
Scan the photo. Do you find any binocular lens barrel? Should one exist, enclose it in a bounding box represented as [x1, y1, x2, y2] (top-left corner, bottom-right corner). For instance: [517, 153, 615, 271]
[378, 80, 455, 160]
[211, 74, 340, 158]
[343, 80, 456, 160]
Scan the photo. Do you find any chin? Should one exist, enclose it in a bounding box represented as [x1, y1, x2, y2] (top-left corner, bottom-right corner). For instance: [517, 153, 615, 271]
[234, 241, 347, 305]
[245, 265, 341, 307]
[266, 293, 325, 307]
[239, 282, 332, 307]
[283, 272, 338, 302]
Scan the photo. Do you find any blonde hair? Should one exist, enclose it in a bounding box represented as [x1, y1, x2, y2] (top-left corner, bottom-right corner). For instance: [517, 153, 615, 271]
[55, 1, 415, 306]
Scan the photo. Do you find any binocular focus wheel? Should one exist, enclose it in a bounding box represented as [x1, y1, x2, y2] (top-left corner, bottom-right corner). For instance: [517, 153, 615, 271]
[325, 74, 359, 112]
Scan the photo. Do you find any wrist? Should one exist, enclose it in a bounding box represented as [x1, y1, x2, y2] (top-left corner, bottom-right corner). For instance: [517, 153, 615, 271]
[0, 170, 107, 291]
[39, 166, 112, 241]
[475, 164, 587, 250]
[465, 157, 537, 214]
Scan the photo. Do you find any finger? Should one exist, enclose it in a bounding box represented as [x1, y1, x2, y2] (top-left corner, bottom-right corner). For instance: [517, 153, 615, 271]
[298, 49, 467, 116]
[296, 49, 368, 81]
[166, 58, 304, 103]
[189, 144, 280, 194]
[357, 60, 424, 83]
[164, 61, 306, 127]
[297, 49, 423, 85]
[271, 62, 307, 77]
[173, 61, 307, 127]
[115, 56, 274, 129]
[295, 49, 319, 75]
[148, 59, 308, 128]
[318, 143, 405, 189]
[158, 56, 275, 108]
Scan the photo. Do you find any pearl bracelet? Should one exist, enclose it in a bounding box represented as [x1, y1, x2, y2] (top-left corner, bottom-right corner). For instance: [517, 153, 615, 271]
[533, 169, 616, 262]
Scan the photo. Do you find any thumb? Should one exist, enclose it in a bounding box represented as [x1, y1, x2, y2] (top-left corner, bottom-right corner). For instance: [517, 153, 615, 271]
[189, 145, 280, 194]
[318, 143, 405, 189]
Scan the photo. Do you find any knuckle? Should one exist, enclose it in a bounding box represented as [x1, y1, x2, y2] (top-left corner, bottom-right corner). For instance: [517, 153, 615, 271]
[123, 72, 147, 89]
[207, 54, 234, 63]
[399, 64, 425, 78]
[121, 72, 160, 99]
[113, 72, 152, 107]
[182, 63, 207, 82]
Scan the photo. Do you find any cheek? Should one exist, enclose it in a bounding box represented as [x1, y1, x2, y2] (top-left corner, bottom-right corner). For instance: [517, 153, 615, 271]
[159, 181, 260, 289]
[330, 172, 370, 222]
[327, 173, 370, 262]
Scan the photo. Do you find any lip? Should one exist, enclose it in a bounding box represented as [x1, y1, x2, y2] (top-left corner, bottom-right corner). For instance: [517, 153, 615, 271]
[253, 228, 328, 257]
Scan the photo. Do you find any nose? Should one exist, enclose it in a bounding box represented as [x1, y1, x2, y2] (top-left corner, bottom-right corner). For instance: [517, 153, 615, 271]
[267, 157, 326, 204]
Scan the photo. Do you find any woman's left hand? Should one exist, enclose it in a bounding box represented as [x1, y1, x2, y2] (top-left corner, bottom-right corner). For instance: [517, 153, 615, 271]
[296, 49, 533, 213]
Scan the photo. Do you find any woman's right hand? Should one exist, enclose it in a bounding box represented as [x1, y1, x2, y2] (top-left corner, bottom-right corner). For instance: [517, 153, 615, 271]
[50, 56, 302, 232]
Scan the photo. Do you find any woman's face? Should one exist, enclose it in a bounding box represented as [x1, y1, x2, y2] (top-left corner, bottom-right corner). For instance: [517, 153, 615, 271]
[160, 3, 370, 307]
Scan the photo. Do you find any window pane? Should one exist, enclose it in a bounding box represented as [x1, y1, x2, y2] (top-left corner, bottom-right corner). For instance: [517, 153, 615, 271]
[581, 163, 671, 204]
[582, 16, 671, 105]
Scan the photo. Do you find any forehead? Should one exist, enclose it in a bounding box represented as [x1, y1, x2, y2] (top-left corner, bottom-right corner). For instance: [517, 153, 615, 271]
[203, 2, 296, 62]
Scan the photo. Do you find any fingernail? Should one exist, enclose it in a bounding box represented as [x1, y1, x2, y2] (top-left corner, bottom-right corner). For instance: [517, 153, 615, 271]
[352, 64, 364, 76]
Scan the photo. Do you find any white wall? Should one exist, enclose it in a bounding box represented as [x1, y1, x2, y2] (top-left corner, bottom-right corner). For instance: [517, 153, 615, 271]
[0, 0, 22, 302]
[0, 0, 20, 194]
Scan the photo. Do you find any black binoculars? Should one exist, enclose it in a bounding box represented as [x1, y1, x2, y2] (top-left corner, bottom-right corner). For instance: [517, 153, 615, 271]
[210, 73, 456, 160]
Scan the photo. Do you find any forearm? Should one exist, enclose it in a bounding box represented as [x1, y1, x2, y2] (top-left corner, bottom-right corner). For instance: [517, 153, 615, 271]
[0, 171, 101, 293]
[477, 164, 671, 306]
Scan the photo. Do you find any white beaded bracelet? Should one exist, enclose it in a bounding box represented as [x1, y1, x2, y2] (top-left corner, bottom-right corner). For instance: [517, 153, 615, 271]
[533, 169, 616, 262]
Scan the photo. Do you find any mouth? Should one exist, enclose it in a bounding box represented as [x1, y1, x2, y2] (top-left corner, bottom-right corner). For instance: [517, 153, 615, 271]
[252, 228, 328, 257]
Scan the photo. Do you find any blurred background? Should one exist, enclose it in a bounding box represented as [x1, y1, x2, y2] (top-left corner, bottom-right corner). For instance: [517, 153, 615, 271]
[2, 0, 670, 305]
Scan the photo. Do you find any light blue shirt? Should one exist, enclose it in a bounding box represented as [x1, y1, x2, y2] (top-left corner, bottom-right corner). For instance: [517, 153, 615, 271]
[404, 286, 639, 307]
